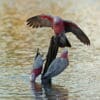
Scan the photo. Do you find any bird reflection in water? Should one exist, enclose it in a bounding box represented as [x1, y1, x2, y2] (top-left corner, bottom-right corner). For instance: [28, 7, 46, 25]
[30, 82, 68, 100]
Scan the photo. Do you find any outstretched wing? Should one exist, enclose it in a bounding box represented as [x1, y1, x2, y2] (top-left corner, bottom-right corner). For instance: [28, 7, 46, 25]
[26, 14, 53, 28]
[63, 20, 90, 45]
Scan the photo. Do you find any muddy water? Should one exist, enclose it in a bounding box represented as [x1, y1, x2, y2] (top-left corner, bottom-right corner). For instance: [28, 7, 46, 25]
[0, 0, 100, 100]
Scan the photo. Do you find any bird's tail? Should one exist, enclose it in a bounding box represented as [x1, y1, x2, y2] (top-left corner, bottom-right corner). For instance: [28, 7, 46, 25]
[35, 48, 40, 59]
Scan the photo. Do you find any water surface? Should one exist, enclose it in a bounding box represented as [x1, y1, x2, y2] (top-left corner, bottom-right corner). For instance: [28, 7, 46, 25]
[0, 0, 100, 100]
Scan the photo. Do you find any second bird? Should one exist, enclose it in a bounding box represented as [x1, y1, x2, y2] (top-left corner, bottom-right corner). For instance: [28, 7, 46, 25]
[27, 14, 90, 47]
[43, 49, 69, 79]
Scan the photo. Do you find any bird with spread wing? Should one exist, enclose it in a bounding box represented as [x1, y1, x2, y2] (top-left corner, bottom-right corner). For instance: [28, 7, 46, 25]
[26, 14, 90, 47]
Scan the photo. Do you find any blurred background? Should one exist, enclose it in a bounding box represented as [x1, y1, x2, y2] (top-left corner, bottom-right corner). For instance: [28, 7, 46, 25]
[0, 0, 100, 100]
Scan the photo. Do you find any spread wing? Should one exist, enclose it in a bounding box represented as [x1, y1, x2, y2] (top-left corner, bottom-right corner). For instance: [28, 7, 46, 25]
[63, 20, 90, 45]
[26, 14, 53, 28]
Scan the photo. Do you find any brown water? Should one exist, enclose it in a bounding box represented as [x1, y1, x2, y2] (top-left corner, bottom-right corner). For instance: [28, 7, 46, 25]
[0, 0, 100, 100]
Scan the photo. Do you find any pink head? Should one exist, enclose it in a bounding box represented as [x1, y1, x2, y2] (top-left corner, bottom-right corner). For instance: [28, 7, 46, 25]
[60, 49, 68, 59]
[53, 16, 64, 35]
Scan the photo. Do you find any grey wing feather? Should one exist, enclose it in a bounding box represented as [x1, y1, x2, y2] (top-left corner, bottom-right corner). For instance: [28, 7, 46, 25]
[44, 58, 68, 78]
[26, 15, 52, 28]
[63, 20, 90, 45]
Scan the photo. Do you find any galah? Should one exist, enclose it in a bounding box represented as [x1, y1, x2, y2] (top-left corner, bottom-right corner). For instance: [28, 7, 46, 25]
[43, 49, 69, 79]
[30, 49, 44, 82]
[26, 14, 90, 47]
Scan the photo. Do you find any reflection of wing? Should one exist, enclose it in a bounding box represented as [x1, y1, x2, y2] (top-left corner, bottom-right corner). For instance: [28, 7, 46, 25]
[63, 20, 90, 45]
[26, 14, 53, 28]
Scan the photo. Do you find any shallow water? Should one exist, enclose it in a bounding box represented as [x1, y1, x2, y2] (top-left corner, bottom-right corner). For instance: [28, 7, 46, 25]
[0, 0, 100, 100]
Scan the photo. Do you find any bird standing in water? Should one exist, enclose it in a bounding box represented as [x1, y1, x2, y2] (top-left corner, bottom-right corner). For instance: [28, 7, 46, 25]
[26, 14, 90, 47]
[30, 49, 44, 82]
[43, 49, 69, 79]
